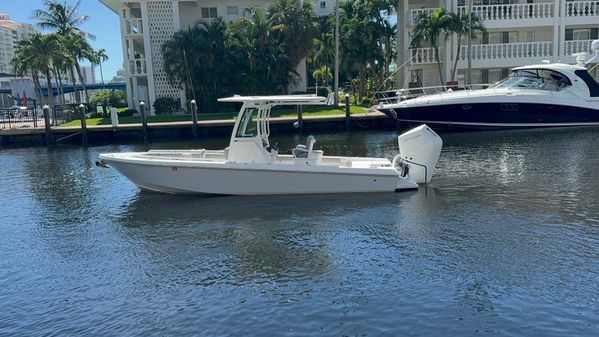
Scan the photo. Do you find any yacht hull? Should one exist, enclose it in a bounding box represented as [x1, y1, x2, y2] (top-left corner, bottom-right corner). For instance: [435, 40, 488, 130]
[382, 102, 599, 130]
[103, 159, 418, 195]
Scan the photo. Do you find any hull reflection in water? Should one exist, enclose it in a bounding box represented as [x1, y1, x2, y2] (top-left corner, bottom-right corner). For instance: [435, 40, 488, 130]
[116, 188, 436, 284]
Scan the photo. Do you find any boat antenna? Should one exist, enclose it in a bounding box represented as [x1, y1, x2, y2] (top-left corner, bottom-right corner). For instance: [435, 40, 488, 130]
[183, 50, 196, 101]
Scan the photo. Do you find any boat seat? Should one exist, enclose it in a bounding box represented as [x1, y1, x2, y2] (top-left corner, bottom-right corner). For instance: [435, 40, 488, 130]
[292, 135, 316, 158]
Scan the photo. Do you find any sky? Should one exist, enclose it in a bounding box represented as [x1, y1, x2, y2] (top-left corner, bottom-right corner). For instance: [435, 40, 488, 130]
[0, 0, 123, 82]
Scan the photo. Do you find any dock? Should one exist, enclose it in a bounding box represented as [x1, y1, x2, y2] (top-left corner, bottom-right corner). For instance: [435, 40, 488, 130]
[0, 112, 395, 146]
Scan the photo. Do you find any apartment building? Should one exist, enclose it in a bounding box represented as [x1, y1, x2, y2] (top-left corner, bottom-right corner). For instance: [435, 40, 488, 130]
[0, 14, 37, 75]
[398, 0, 599, 87]
[99, 0, 333, 112]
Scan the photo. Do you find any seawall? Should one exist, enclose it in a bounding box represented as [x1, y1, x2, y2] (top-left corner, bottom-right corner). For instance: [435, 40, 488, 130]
[0, 112, 397, 146]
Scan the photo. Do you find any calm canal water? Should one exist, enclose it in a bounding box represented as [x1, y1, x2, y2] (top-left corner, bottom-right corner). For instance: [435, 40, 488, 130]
[0, 127, 598, 336]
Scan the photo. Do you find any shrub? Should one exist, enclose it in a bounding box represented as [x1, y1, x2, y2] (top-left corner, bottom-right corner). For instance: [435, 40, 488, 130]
[119, 108, 136, 117]
[360, 97, 373, 106]
[153, 97, 179, 115]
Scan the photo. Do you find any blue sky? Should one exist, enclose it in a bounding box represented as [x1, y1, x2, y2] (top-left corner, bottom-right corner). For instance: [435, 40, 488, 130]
[0, 0, 123, 81]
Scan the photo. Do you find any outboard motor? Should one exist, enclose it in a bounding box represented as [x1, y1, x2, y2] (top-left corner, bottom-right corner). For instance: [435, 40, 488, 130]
[392, 125, 442, 184]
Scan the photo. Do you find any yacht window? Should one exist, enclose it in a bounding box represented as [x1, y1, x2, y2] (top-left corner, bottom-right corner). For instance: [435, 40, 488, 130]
[235, 108, 258, 138]
[491, 69, 571, 91]
[574, 70, 599, 97]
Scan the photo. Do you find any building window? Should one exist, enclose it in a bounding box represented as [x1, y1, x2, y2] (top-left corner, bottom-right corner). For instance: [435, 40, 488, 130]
[320, 1, 326, 9]
[566, 28, 599, 41]
[201, 7, 217, 19]
[227, 6, 239, 16]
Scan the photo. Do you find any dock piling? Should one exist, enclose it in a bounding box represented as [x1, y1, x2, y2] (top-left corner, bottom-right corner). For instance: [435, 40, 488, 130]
[42, 105, 54, 146]
[140, 101, 148, 144]
[191, 100, 198, 141]
[78, 104, 88, 145]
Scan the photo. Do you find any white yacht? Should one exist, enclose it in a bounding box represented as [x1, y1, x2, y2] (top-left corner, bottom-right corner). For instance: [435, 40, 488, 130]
[99, 95, 443, 195]
[376, 41, 599, 130]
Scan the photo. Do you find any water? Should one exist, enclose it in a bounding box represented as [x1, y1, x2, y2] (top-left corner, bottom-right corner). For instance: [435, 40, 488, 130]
[0, 128, 598, 336]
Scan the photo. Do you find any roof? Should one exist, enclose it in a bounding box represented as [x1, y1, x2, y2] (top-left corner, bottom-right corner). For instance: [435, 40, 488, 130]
[218, 95, 327, 105]
[98, 0, 121, 14]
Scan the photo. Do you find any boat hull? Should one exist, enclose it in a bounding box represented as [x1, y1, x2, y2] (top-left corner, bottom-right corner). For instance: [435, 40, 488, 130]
[381, 102, 599, 130]
[105, 159, 417, 195]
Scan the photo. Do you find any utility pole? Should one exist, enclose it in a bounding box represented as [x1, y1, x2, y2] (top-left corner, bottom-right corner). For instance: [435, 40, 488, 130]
[334, 0, 340, 108]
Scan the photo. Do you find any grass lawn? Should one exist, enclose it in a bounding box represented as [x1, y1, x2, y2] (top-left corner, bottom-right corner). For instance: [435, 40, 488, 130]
[59, 106, 369, 127]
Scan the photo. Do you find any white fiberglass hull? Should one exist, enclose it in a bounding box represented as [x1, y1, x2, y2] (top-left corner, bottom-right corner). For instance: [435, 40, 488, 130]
[99, 153, 418, 195]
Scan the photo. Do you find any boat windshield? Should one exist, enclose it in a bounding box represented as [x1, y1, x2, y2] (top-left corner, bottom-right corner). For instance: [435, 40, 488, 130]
[490, 69, 572, 91]
[235, 107, 258, 138]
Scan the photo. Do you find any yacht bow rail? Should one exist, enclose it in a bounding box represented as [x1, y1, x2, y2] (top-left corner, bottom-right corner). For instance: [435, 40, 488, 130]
[374, 84, 491, 105]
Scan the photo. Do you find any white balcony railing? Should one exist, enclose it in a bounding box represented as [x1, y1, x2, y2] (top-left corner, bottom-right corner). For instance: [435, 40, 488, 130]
[128, 58, 147, 75]
[564, 40, 594, 55]
[565, 1, 599, 17]
[459, 42, 553, 61]
[410, 8, 436, 25]
[125, 18, 143, 35]
[457, 3, 554, 21]
[411, 47, 442, 64]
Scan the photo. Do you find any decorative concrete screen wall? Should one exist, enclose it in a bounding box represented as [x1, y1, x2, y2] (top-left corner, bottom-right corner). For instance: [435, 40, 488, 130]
[146, 1, 181, 101]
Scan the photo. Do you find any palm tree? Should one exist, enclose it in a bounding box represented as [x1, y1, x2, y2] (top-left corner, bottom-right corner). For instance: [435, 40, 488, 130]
[93, 48, 109, 88]
[411, 7, 451, 85]
[312, 65, 332, 94]
[60, 33, 95, 103]
[34, 0, 95, 103]
[32, 0, 95, 39]
[447, 11, 486, 83]
[11, 42, 44, 106]
[267, 0, 319, 69]
[12, 33, 61, 126]
[233, 8, 292, 95]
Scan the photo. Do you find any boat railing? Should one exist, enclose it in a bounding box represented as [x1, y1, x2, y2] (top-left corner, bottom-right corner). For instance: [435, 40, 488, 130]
[374, 84, 491, 105]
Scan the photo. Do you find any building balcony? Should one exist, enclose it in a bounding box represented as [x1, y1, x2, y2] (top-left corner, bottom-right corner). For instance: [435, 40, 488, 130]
[565, 1, 599, 24]
[455, 41, 553, 68]
[411, 3, 554, 28]
[564, 39, 595, 55]
[128, 58, 147, 76]
[411, 47, 442, 64]
[565, 1, 599, 17]
[125, 18, 143, 35]
[410, 8, 436, 26]
[460, 41, 553, 61]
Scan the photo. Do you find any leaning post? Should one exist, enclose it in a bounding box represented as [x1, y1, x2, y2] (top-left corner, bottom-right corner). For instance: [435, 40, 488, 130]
[345, 94, 351, 132]
[140, 101, 148, 144]
[78, 104, 88, 145]
[191, 99, 198, 141]
[42, 105, 54, 146]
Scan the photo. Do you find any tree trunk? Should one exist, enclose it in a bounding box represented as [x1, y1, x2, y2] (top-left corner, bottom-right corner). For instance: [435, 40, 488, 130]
[99, 62, 105, 88]
[358, 64, 366, 101]
[32, 72, 43, 106]
[70, 67, 81, 103]
[451, 34, 463, 83]
[57, 69, 66, 105]
[52, 66, 65, 105]
[75, 63, 89, 104]
[435, 47, 444, 85]
[43, 65, 54, 126]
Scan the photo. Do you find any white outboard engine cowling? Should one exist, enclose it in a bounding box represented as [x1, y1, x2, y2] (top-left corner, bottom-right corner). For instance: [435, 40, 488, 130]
[393, 124, 442, 184]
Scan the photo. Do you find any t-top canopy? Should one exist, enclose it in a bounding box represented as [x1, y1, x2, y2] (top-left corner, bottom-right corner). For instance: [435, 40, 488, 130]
[218, 95, 327, 106]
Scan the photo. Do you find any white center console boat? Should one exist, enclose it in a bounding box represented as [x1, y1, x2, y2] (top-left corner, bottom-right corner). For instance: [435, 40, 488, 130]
[99, 95, 443, 195]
